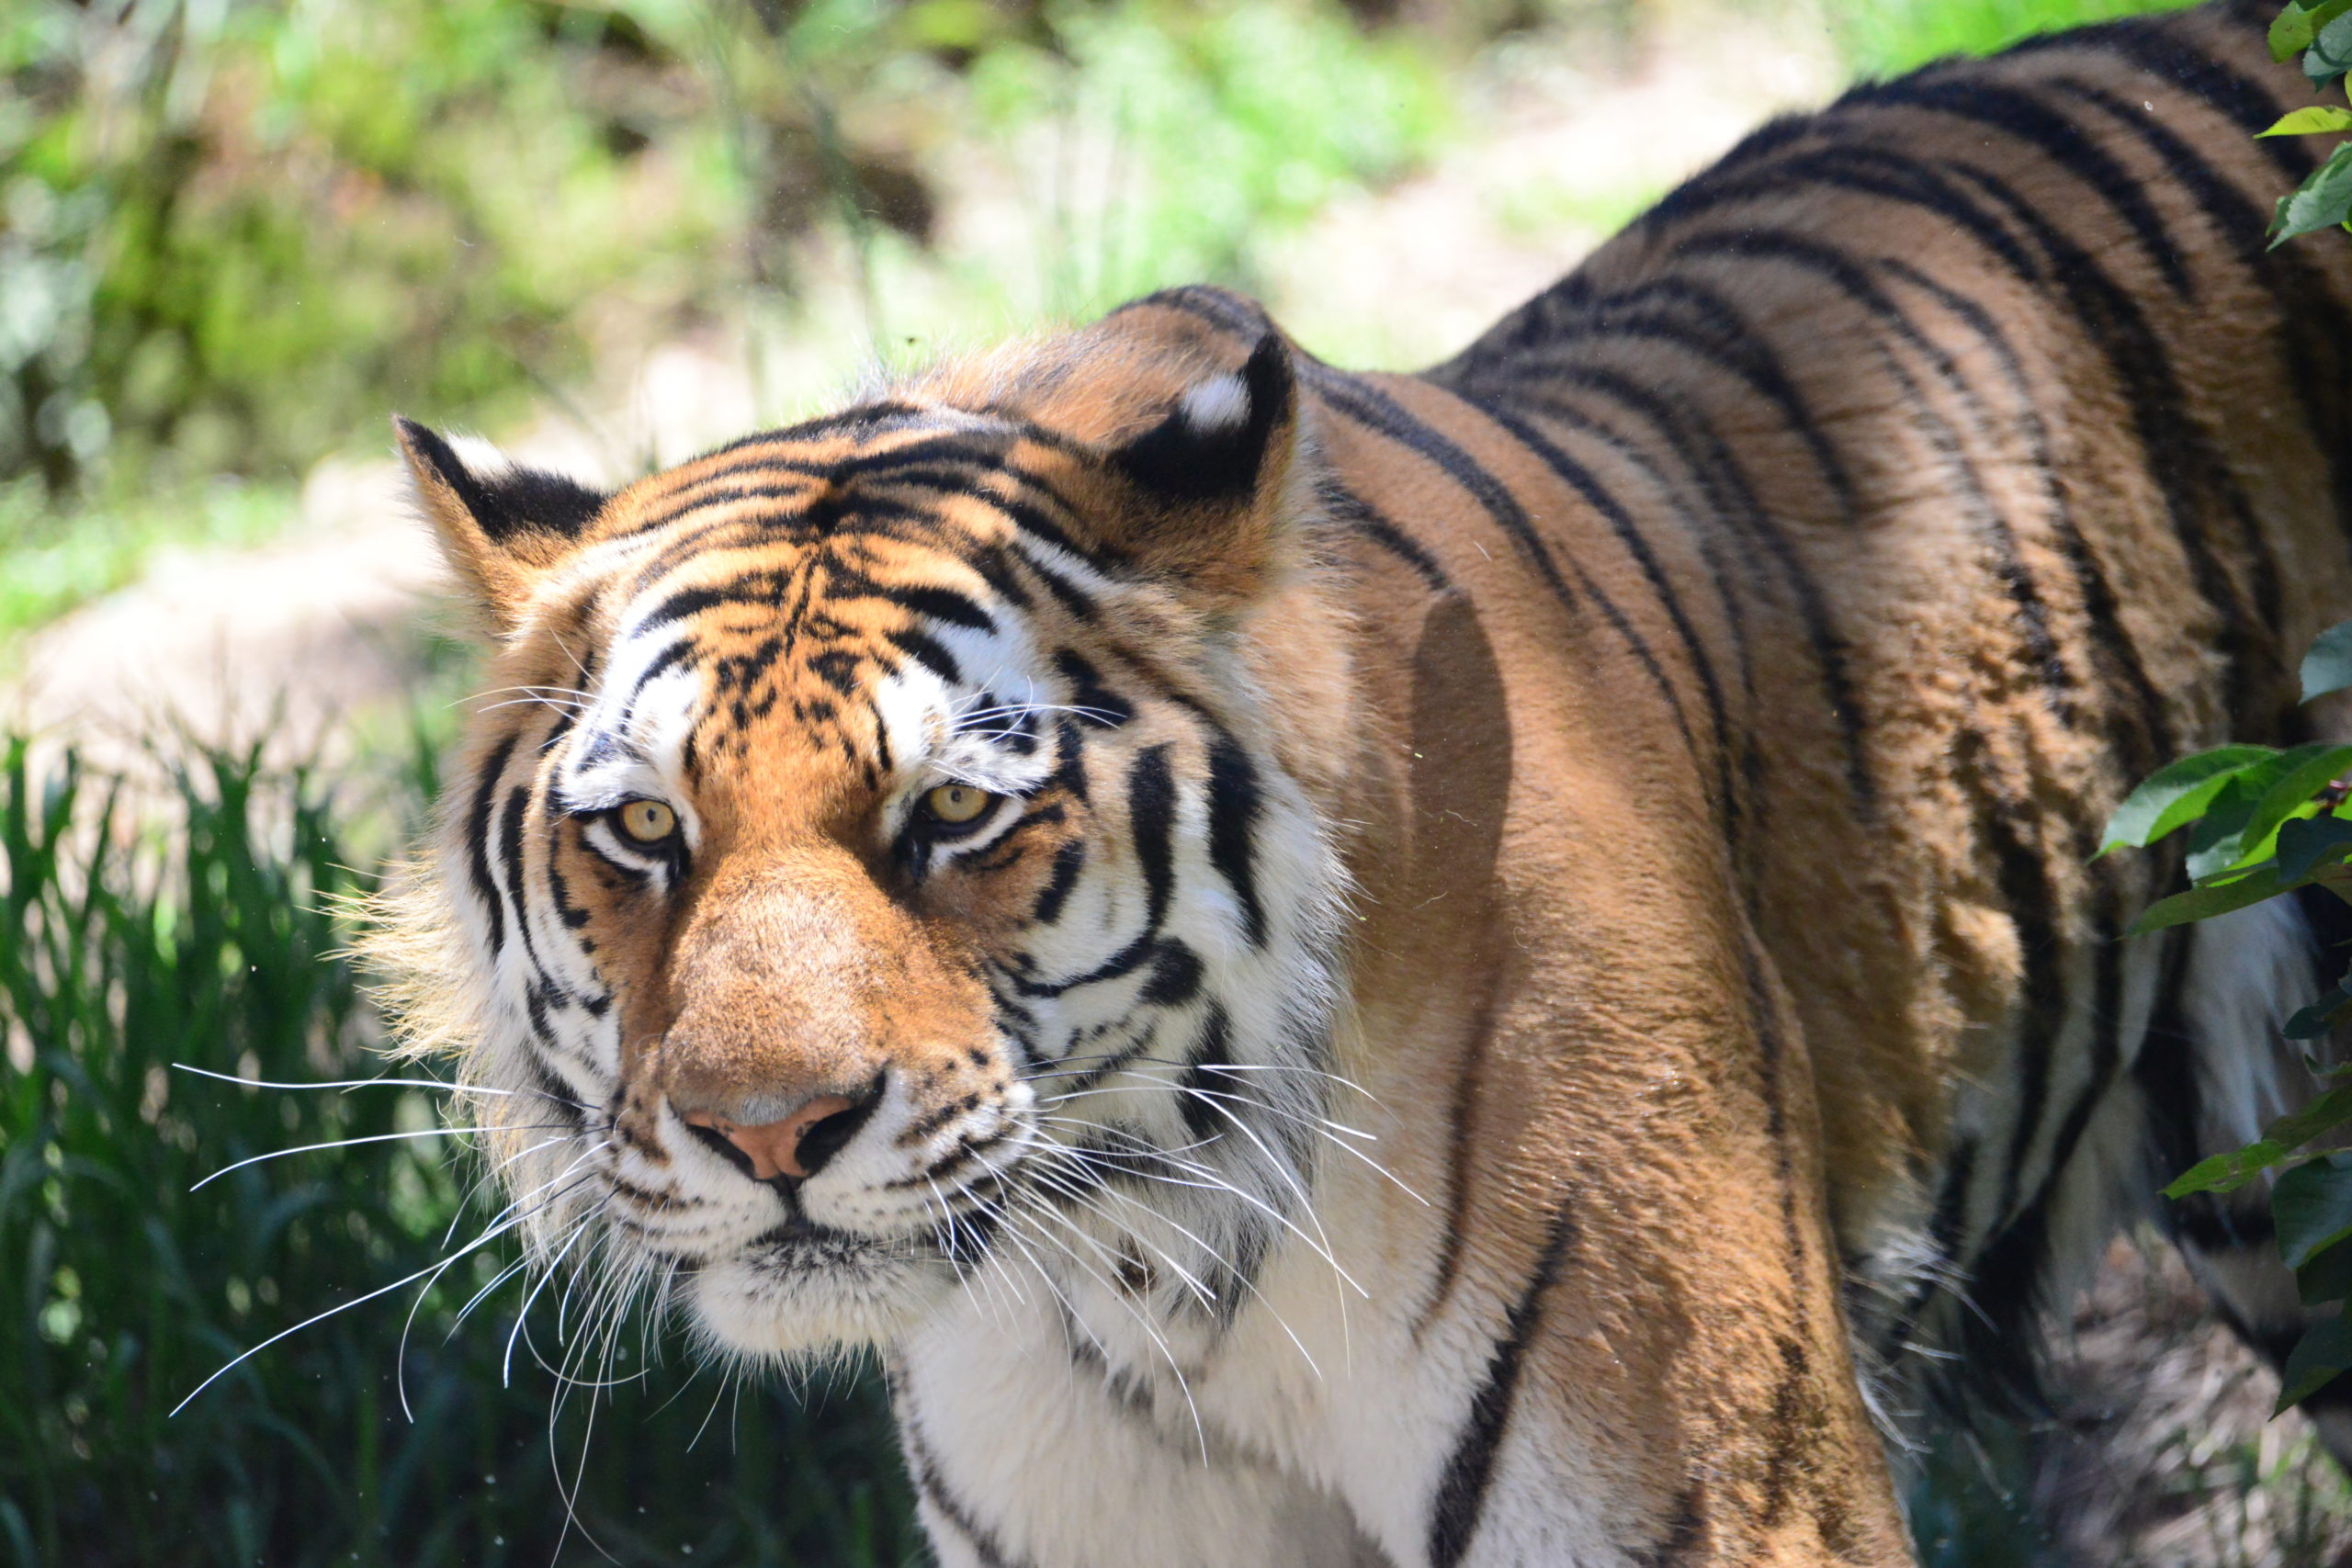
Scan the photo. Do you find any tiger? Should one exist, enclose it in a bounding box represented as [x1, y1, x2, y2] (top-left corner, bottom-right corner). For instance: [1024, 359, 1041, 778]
[370, 1, 2352, 1562]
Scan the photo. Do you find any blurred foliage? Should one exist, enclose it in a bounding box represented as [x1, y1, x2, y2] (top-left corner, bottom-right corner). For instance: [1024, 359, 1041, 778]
[955, 0, 1444, 314]
[1828, 0, 2202, 77]
[0, 0, 2221, 631]
[0, 0, 1448, 510]
[0, 476, 294, 645]
[0, 735, 917, 1567]
[2, 0, 755, 501]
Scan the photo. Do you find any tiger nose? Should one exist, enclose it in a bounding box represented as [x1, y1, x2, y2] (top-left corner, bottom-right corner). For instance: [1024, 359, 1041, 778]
[677, 1089, 877, 1182]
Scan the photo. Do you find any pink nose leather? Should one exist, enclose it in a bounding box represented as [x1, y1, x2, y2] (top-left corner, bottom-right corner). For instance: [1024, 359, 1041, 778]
[681, 1095, 857, 1180]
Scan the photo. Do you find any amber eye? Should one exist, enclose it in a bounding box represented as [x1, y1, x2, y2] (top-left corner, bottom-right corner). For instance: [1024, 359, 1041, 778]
[616, 798, 678, 844]
[922, 783, 996, 827]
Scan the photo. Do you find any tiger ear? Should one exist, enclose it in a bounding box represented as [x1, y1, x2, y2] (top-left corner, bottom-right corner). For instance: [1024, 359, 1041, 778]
[394, 416, 607, 635]
[1104, 332, 1299, 603]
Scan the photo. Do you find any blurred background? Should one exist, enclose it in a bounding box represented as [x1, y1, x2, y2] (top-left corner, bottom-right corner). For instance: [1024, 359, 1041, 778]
[6, 0, 2348, 1563]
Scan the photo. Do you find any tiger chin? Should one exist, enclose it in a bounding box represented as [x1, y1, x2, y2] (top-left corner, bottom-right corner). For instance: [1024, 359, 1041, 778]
[371, 3, 2352, 1564]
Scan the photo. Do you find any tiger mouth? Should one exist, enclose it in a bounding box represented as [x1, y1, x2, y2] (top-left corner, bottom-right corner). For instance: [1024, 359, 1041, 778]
[749, 1213, 871, 1253]
[656, 1154, 1019, 1283]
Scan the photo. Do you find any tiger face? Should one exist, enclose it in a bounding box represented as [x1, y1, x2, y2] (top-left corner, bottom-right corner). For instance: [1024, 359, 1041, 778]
[389, 316, 1351, 1364]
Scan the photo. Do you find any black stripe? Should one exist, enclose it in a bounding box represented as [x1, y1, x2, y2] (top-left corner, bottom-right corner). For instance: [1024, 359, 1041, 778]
[1427, 1198, 1580, 1568]
[1138, 940, 1204, 1007]
[466, 736, 518, 954]
[620, 478, 821, 537]
[1129, 744, 1179, 931]
[1030, 840, 1086, 926]
[1203, 731, 1269, 947]
[499, 784, 549, 985]
[1874, 257, 2174, 767]
[884, 626, 963, 686]
[868, 580, 997, 633]
[1500, 367, 1872, 813]
[1883, 1136, 1978, 1361]
[1316, 477, 1453, 592]
[2097, 25, 2317, 189]
[696, 400, 933, 457]
[1411, 1027, 1487, 1345]
[1940, 158, 2277, 709]
[1675, 228, 2077, 718]
[625, 638, 699, 705]
[1455, 391, 1740, 834]
[1445, 274, 1863, 530]
[1841, 75, 2191, 295]
[1118, 284, 1270, 340]
[639, 430, 1012, 523]
[1002, 744, 1178, 999]
[1757, 1336, 1813, 1527]
[1053, 650, 1133, 728]
[2010, 908, 2129, 1246]
[1177, 1004, 1236, 1146]
[2054, 73, 2352, 555]
[1962, 732, 2068, 1242]
[1306, 367, 1704, 780]
[897, 1405, 1023, 1568]
[1641, 1485, 1709, 1567]
[1643, 141, 2043, 285]
[1022, 551, 1099, 620]
[1479, 378, 1757, 679]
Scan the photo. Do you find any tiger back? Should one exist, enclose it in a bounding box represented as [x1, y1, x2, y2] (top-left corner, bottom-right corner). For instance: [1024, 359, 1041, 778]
[375, 2, 2352, 1562]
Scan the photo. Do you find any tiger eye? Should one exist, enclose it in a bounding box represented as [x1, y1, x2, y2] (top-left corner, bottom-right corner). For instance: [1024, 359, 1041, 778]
[923, 784, 994, 825]
[616, 798, 678, 843]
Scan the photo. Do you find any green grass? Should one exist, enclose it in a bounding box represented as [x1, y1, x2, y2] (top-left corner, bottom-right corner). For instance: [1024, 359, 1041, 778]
[1827, 0, 2204, 78]
[0, 737, 914, 1568]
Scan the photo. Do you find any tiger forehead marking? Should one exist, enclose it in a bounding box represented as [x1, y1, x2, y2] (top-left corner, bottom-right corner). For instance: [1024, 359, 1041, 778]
[374, 6, 2352, 1562]
[591, 418, 1065, 772]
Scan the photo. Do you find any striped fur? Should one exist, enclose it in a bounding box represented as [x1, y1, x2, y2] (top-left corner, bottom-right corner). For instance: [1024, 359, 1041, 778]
[373, 4, 2352, 1562]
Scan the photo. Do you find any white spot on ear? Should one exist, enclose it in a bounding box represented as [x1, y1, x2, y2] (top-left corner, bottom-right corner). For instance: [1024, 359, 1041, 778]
[445, 432, 513, 474]
[1179, 373, 1250, 434]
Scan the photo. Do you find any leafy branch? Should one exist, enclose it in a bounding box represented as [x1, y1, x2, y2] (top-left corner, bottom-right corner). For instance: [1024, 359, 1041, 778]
[2265, 0, 2352, 243]
[2105, 618, 2352, 1411]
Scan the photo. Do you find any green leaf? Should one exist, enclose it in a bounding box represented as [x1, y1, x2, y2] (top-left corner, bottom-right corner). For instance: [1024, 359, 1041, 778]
[2272, 141, 2352, 246]
[2301, 1237, 2352, 1305]
[2173, 1133, 2286, 1194]
[2169, 1144, 2287, 1197]
[2274, 0, 2352, 59]
[2286, 992, 2352, 1039]
[2278, 813, 2352, 880]
[2261, 106, 2352, 136]
[2277, 1153, 2352, 1267]
[2099, 745, 2278, 854]
[2324, 11, 2352, 57]
[2129, 862, 2300, 937]
[2277, 2, 2312, 59]
[2304, 619, 2352, 702]
[2183, 745, 2348, 880]
[2233, 745, 2352, 870]
[2278, 1314, 2352, 1412]
[2165, 1085, 2352, 1196]
[2270, 1085, 2352, 1164]
[2312, 12, 2352, 87]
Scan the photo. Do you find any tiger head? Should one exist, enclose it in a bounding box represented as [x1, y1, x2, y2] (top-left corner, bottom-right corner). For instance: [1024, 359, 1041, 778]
[379, 295, 1355, 1363]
